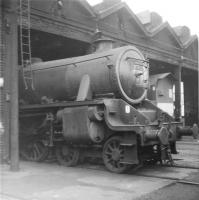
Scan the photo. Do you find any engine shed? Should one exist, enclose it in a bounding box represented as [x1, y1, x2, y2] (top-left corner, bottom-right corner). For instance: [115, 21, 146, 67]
[0, 0, 198, 169]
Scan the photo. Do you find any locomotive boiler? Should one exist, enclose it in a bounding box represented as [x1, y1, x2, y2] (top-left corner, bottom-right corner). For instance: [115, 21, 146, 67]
[19, 40, 184, 173]
[20, 45, 148, 104]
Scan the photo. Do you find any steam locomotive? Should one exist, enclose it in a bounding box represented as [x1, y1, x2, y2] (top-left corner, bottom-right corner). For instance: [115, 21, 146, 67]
[19, 39, 183, 173]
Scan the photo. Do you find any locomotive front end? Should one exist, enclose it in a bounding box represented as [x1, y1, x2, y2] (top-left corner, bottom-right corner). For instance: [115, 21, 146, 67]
[116, 46, 149, 104]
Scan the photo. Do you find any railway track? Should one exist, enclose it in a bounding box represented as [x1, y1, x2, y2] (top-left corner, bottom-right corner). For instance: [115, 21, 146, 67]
[163, 163, 199, 170]
[73, 162, 199, 187]
[133, 173, 199, 186]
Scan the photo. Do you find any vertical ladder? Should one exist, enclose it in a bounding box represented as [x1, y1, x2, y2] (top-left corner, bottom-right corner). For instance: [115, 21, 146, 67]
[19, 0, 34, 90]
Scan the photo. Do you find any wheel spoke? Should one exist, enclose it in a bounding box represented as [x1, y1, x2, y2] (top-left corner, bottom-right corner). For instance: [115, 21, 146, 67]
[107, 144, 114, 151]
[33, 148, 37, 160]
[34, 144, 40, 157]
[113, 141, 119, 149]
[113, 160, 118, 168]
[105, 151, 112, 156]
[68, 154, 73, 160]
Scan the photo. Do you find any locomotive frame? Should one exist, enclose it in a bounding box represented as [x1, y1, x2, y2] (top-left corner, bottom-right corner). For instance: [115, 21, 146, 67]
[20, 97, 182, 173]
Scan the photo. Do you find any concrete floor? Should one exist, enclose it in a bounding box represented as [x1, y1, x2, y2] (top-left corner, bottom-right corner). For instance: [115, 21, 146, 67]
[1, 139, 199, 200]
[172, 139, 199, 168]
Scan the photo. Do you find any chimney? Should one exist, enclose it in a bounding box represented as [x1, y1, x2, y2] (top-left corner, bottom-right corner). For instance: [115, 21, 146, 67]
[88, 30, 115, 53]
[93, 38, 115, 53]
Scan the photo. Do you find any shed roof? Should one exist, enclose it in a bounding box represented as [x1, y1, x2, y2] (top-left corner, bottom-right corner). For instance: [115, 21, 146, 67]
[94, 1, 149, 36]
[93, 1, 197, 49]
[136, 11, 183, 47]
[173, 26, 198, 48]
[78, 0, 97, 17]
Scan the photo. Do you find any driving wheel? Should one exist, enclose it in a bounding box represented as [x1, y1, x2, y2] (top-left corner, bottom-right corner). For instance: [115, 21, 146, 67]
[56, 144, 80, 167]
[103, 136, 131, 173]
[20, 140, 49, 162]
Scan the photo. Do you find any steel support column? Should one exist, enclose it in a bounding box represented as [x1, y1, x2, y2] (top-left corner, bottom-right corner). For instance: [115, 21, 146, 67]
[5, 0, 19, 171]
[197, 69, 199, 125]
[0, 0, 4, 163]
[174, 64, 182, 121]
[198, 39, 199, 125]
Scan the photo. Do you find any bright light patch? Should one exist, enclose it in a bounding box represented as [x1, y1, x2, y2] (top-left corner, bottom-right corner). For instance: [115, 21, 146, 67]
[0, 78, 4, 87]
[0, 121, 3, 129]
[157, 103, 174, 116]
[169, 89, 173, 98]
[125, 105, 131, 114]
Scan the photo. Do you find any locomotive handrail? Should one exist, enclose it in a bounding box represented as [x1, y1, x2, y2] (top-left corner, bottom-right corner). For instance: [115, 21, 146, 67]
[26, 54, 113, 71]
[126, 57, 149, 63]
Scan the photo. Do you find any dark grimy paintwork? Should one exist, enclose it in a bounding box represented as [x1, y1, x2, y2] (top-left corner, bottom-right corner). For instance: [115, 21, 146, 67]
[20, 46, 149, 105]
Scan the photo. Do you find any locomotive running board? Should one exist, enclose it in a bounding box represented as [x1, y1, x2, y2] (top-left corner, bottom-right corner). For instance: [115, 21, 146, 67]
[19, 100, 104, 113]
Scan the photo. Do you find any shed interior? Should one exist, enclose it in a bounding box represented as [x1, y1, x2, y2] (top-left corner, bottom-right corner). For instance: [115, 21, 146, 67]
[18, 28, 90, 64]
